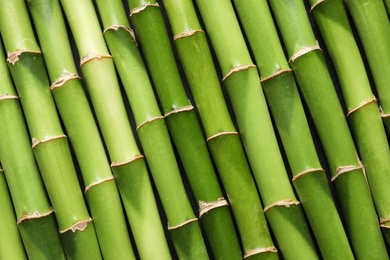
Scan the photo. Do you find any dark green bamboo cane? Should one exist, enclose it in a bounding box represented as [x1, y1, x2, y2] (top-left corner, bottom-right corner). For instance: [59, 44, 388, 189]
[158, 0, 279, 258]
[59, 0, 172, 258]
[231, 0, 355, 258]
[268, 0, 388, 258]
[26, 0, 136, 258]
[0, 165, 27, 260]
[0, 1, 102, 258]
[95, 1, 209, 258]
[0, 37, 66, 260]
[342, 0, 390, 136]
[194, 0, 318, 258]
[309, 0, 390, 247]
[127, 0, 242, 258]
[385, 0, 390, 14]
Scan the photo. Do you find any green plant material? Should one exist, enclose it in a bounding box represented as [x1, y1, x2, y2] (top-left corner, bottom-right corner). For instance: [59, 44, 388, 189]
[127, 0, 242, 258]
[232, 0, 355, 258]
[194, 0, 318, 258]
[342, 0, 390, 135]
[385, 0, 390, 15]
[0, 1, 102, 259]
[59, 0, 171, 258]
[95, 1, 208, 258]
[268, 0, 389, 258]
[26, 0, 136, 258]
[309, 0, 390, 247]
[160, 0, 278, 258]
[0, 166, 27, 260]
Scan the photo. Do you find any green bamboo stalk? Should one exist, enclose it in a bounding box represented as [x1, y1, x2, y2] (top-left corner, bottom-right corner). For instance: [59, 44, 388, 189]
[0, 33, 66, 260]
[231, 0, 355, 258]
[59, 0, 171, 258]
[95, 1, 209, 258]
[194, 0, 318, 258]
[26, 0, 136, 258]
[127, 0, 242, 258]
[385, 0, 390, 14]
[0, 165, 27, 260]
[342, 0, 390, 136]
[0, 1, 102, 259]
[309, 0, 390, 247]
[268, 0, 389, 258]
[159, 0, 279, 258]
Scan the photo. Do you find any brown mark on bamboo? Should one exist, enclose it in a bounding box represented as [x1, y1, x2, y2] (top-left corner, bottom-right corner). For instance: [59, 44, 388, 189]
[60, 218, 92, 233]
[17, 209, 54, 225]
[167, 217, 198, 231]
[289, 41, 321, 62]
[347, 97, 377, 117]
[111, 154, 144, 167]
[51, 70, 81, 90]
[80, 53, 112, 67]
[84, 176, 115, 193]
[244, 247, 278, 259]
[198, 197, 229, 218]
[6, 50, 42, 65]
[331, 152, 365, 182]
[222, 64, 257, 81]
[129, 2, 160, 16]
[173, 30, 205, 41]
[103, 25, 137, 45]
[136, 116, 164, 131]
[263, 198, 301, 212]
[309, 0, 326, 12]
[164, 104, 194, 118]
[260, 69, 293, 82]
[0, 94, 19, 101]
[292, 168, 325, 182]
[206, 131, 239, 142]
[31, 135, 67, 149]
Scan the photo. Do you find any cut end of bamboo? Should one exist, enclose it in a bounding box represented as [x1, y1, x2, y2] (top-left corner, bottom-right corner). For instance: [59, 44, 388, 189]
[289, 41, 321, 62]
[263, 199, 301, 212]
[17, 209, 54, 225]
[51, 70, 81, 90]
[244, 246, 278, 258]
[60, 218, 93, 233]
[110, 154, 144, 167]
[80, 53, 112, 67]
[31, 134, 67, 149]
[167, 217, 198, 231]
[84, 176, 115, 193]
[173, 30, 204, 41]
[7, 50, 42, 65]
[198, 197, 229, 218]
[129, 3, 160, 16]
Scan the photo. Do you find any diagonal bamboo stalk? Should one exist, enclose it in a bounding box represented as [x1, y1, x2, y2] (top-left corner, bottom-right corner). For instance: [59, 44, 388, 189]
[26, 0, 136, 258]
[0, 1, 102, 258]
[268, 0, 389, 258]
[193, 0, 318, 258]
[127, 0, 242, 258]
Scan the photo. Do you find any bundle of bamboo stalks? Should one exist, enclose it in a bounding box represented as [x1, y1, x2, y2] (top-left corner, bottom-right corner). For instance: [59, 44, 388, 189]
[0, 0, 389, 259]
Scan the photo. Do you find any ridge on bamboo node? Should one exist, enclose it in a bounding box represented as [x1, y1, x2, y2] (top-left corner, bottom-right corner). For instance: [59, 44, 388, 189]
[17, 209, 54, 225]
[199, 197, 229, 217]
[167, 217, 198, 231]
[6, 50, 42, 65]
[60, 218, 92, 233]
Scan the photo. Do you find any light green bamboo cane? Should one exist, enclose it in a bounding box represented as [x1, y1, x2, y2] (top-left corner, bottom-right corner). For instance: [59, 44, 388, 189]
[309, 0, 390, 247]
[342, 0, 390, 136]
[0, 1, 102, 259]
[160, 0, 278, 258]
[95, 1, 209, 258]
[231, 0, 355, 258]
[194, 0, 318, 258]
[0, 165, 27, 260]
[0, 36, 66, 260]
[59, 0, 171, 258]
[127, 0, 242, 258]
[268, 0, 389, 258]
[26, 0, 136, 258]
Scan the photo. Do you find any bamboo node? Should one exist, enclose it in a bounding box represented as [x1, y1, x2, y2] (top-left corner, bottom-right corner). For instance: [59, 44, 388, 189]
[84, 176, 115, 193]
[199, 197, 229, 217]
[380, 217, 390, 226]
[129, 2, 160, 16]
[164, 104, 194, 118]
[136, 116, 164, 131]
[111, 154, 144, 167]
[222, 64, 257, 81]
[167, 217, 198, 231]
[347, 96, 377, 116]
[331, 152, 365, 181]
[292, 168, 325, 182]
[32, 134, 67, 149]
[260, 69, 293, 83]
[103, 25, 137, 45]
[51, 70, 81, 90]
[60, 218, 92, 233]
[80, 53, 112, 66]
[7, 50, 42, 65]
[17, 209, 54, 224]
[173, 30, 205, 41]
[206, 131, 239, 142]
[244, 246, 278, 258]
[379, 105, 390, 118]
[0, 94, 19, 101]
[0, 167, 3, 173]
[263, 199, 300, 212]
[310, 0, 326, 12]
[289, 41, 321, 62]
